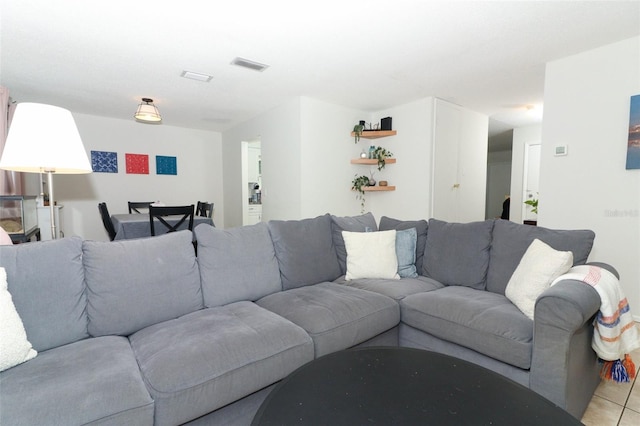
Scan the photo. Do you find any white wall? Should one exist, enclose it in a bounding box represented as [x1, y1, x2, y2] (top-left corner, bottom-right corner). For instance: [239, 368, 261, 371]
[222, 98, 303, 227]
[49, 113, 223, 240]
[223, 96, 438, 225]
[540, 36, 640, 320]
[369, 98, 434, 221]
[510, 125, 542, 224]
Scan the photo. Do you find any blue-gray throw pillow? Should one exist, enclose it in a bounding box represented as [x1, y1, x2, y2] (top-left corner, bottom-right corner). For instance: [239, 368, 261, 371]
[379, 216, 428, 274]
[268, 214, 342, 290]
[423, 219, 494, 290]
[331, 212, 378, 275]
[396, 228, 418, 278]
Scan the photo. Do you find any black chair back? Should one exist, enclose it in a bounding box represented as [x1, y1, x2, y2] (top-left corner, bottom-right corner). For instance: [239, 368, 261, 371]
[128, 201, 154, 214]
[149, 205, 195, 236]
[98, 202, 117, 241]
[196, 201, 214, 218]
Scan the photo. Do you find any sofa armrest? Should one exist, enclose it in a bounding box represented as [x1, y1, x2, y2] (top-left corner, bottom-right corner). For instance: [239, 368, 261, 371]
[529, 278, 601, 418]
[587, 261, 619, 279]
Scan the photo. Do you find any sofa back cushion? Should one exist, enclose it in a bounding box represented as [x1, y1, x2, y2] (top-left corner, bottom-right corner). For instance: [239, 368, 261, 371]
[0, 237, 87, 352]
[379, 216, 429, 274]
[268, 214, 341, 290]
[195, 222, 282, 307]
[83, 231, 203, 336]
[422, 219, 494, 290]
[331, 213, 378, 275]
[487, 220, 595, 295]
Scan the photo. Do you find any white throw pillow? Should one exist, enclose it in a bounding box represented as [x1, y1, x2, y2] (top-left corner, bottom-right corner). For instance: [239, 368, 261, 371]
[343, 230, 400, 280]
[505, 239, 573, 320]
[0, 267, 37, 372]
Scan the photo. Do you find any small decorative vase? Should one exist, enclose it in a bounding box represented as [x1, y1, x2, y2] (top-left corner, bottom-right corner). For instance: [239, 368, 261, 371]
[360, 149, 368, 159]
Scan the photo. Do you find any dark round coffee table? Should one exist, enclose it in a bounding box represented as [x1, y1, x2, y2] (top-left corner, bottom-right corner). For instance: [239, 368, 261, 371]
[252, 346, 582, 425]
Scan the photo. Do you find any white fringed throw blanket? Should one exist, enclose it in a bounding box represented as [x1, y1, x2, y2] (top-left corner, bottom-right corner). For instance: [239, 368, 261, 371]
[551, 265, 640, 382]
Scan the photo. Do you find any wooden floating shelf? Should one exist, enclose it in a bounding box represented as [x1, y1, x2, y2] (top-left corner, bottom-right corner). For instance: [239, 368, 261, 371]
[351, 130, 397, 139]
[350, 158, 397, 165]
[360, 186, 395, 192]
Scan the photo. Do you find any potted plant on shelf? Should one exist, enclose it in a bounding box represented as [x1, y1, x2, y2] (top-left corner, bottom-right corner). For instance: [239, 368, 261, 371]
[373, 146, 393, 171]
[352, 124, 364, 143]
[351, 174, 370, 213]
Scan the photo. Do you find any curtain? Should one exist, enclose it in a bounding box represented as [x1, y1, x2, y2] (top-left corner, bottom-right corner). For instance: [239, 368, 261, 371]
[0, 86, 23, 195]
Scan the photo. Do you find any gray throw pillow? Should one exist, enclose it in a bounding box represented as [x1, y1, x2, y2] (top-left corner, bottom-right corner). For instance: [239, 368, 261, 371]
[396, 228, 418, 278]
[268, 214, 342, 290]
[422, 219, 494, 290]
[378, 216, 428, 274]
[0, 237, 87, 352]
[83, 231, 203, 337]
[486, 220, 595, 295]
[331, 212, 378, 275]
[195, 222, 282, 307]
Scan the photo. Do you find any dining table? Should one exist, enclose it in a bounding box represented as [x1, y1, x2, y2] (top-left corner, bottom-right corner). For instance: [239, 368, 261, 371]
[111, 213, 214, 240]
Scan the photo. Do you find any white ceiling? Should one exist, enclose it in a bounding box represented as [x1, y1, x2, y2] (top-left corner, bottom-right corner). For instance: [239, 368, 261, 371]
[1, 1, 639, 146]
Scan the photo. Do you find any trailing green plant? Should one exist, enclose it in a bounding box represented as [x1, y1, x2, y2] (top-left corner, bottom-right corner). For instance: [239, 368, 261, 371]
[352, 124, 364, 143]
[351, 174, 370, 213]
[524, 198, 538, 214]
[373, 146, 393, 171]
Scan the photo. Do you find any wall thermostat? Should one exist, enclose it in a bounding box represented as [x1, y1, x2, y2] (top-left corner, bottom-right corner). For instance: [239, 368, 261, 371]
[554, 145, 568, 156]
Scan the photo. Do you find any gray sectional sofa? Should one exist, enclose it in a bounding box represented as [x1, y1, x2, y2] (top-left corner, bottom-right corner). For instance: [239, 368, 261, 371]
[0, 213, 606, 425]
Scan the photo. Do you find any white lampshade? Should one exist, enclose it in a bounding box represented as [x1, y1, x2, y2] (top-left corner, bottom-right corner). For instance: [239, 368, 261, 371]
[0, 103, 91, 174]
[134, 98, 162, 123]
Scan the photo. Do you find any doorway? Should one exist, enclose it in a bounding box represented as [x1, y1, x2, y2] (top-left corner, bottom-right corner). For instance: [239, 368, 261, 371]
[241, 139, 262, 225]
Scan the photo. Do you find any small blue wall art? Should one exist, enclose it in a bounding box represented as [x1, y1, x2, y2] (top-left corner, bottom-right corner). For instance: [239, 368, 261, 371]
[156, 155, 177, 175]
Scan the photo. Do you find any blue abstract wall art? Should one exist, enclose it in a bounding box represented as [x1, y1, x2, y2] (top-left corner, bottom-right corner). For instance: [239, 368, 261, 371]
[91, 150, 118, 173]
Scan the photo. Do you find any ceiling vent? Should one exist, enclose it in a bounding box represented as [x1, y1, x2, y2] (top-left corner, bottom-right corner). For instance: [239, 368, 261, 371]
[230, 57, 269, 72]
[180, 71, 213, 82]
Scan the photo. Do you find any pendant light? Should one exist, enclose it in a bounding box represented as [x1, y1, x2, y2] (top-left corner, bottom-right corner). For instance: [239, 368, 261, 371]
[134, 98, 162, 123]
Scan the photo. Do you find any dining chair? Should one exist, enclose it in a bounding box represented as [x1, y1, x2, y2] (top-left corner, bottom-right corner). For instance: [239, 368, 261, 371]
[149, 205, 195, 236]
[128, 201, 154, 214]
[98, 202, 117, 241]
[196, 201, 214, 218]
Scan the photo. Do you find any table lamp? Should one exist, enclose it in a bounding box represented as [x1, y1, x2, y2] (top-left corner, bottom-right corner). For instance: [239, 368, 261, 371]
[0, 103, 91, 240]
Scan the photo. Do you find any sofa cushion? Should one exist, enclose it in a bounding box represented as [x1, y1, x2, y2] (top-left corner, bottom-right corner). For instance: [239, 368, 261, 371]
[379, 216, 429, 274]
[0, 267, 37, 372]
[487, 220, 595, 295]
[343, 230, 399, 280]
[268, 214, 341, 290]
[422, 219, 494, 290]
[0, 336, 153, 425]
[0, 237, 87, 352]
[331, 212, 378, 275]
[338, 275, 445, 301]
[129, 301, 313, 426]
[257, 282, 400, 357]
[401, 286, 533, 369]
[505, 239, 573, 320]
[83, 231, 203, 337]
[195, 222, 282, 307]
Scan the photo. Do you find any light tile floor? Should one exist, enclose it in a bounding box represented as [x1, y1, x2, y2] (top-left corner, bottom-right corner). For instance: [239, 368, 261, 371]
[581, 324, 640, 426]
